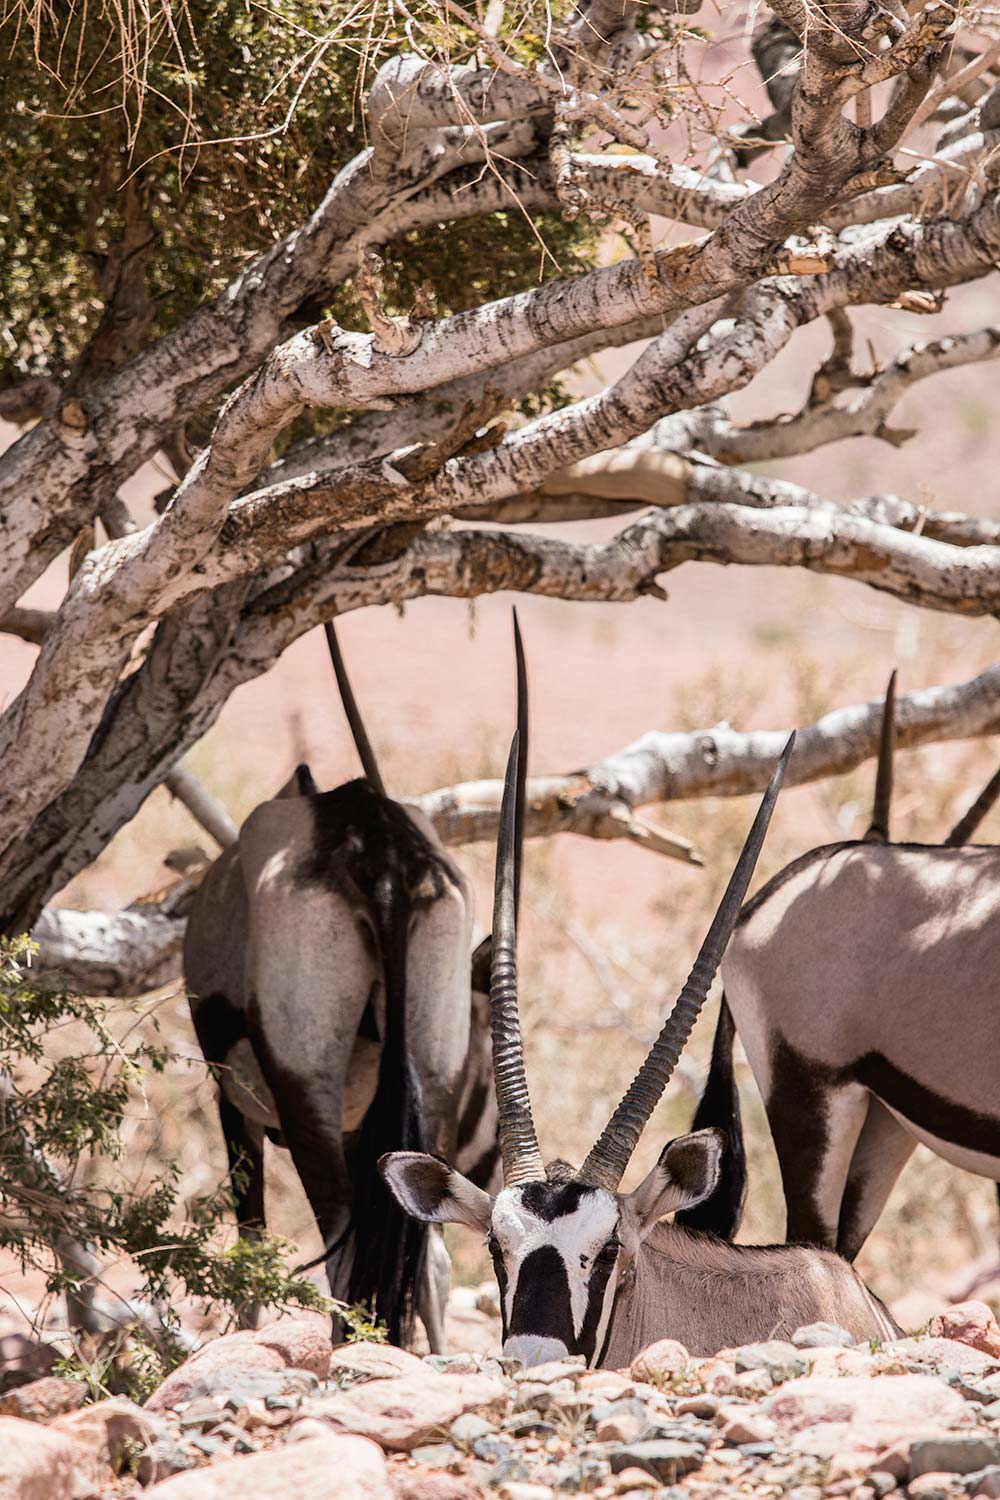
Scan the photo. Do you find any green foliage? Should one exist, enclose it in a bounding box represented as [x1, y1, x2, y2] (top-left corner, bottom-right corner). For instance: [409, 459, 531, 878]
[0, 935, 372, 1372]
[1, 0, 593, 391]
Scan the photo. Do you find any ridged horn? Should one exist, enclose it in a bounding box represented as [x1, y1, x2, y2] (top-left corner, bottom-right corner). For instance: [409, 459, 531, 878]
[324, 619, 387, 797]
[863, 670, 896, 843]
[490, 727, 545, 1186]
[513, 607, 528, 921]
[945, 765, 1000, 846]
[578, 732, 796, 1192]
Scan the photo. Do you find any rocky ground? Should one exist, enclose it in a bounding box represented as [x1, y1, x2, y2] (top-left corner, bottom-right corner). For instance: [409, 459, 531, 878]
[4, 1300, 1000, 1500]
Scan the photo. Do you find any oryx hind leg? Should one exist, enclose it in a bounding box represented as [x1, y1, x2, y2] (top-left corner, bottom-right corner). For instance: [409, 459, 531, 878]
[836, 1096, 916, 1262]
[218, 1094, 266, 1329]
[419, 1227, 452, 1355]
[765, 1045, 870, 1248]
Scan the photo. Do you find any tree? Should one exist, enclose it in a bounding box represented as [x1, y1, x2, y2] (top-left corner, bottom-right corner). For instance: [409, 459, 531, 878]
[3, 0, 1000, 990]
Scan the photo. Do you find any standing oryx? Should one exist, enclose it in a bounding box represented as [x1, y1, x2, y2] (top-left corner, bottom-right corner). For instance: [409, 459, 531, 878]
[381, 726, 901, 1366]
[678, 677, 1000, 1263]
[185, 619, 523, 1346]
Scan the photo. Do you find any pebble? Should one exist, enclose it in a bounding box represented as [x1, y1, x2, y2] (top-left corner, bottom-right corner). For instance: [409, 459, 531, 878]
[868, 1471, 898, 1495]
[911, 1436, 1000, 1479]
[722, 1413, 777, 1445]
[733, 1341, 808, 1384]
[451, 1413, 498, 1446]
[607, 1440, 705, 1481]
[676, 1394, 719, 1419]
[909, 1474, 963, 1500]
[490, 1457, 532, 1486]
[412, 1442, 461, 1467]
[791, 1324, 856, 1350]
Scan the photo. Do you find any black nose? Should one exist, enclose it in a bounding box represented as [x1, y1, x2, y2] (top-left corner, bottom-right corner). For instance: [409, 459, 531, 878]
[508, 1244, 576, 1347]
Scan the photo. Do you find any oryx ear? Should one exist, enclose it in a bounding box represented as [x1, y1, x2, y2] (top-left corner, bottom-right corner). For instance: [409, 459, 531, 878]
[379, 1152, 493, 1231]
[625, 1129, 725, 1237]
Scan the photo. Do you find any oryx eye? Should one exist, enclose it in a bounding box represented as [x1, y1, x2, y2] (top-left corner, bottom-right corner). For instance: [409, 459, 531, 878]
[596, 1238, 620, 1265]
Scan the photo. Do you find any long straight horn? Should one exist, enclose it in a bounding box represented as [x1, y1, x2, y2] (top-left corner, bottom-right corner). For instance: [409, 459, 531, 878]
[491, 729, 545, 1186]
[945, 765, 1000, 846]
[513, 608, 528, 921]
[864, 670, 897, 843]
[324, 620, 387, 797]
[579, 733, 796, 1192]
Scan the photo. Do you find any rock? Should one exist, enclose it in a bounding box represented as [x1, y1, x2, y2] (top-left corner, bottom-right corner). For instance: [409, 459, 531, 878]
[185, 1366, 318, 1407]
[722, 1412, 778, 1445]
[143, 1433, 389, 1499]
[476, 1282, 502, 1319]
[909, 1475, 962, 1500]
[451, 1414, 498, 1446]
[579, 1372, 632, 1398]
[930, 1306, 1000, 1362]
[0, 1415, 76, 1500]
[732, 1340, 808, 1383]
[965, 1465, 1000, 1497]
[426, 1354, 485, 1377]
[136, 1436, 196, 1485]
[596, 1413, 645, 1443]
[612, 1470, 659, 1493]
[512, 1360, 583, 1385]
[867, 1472, 897, 1496]
[489, 1459, 531, 1487]
[629, 1341, 689, 1384]
[308, 1370, 507, 1451]
[495, 1486, 553, 1500]
[551, 1456, 609, 1491]
[676, 1394, 719, 1419]
[286, 1418, 335, 1444]
[732, 1369, 774, 1397]
[0, 1377, 87, 1422]
[146, 1316, 332, 1412]
[910, 1437, 1000, 1479]
[886, 1340, 1000, 1378]
[412, 1443, 461, 1467]
[473, 1436, 511, 1463]
[51, 1397, 157, 1490]
[500, 1413, 554, 1439]
[785, 1487, 823, 1500]
[331, 1343, 425, 1382]
[397, 1476, 485, 1500]
[791, 1323, 855, 1350]
[607, 1440, 705, 1482]
[766, 1374, 970, 1466]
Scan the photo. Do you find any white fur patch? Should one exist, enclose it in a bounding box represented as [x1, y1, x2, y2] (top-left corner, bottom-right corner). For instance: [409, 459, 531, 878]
[492, 1186, 620, 1338]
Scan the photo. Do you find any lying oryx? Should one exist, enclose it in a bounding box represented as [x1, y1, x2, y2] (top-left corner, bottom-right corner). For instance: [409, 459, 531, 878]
[382, 728, 900, 1365]
[678, 679, 1000, 1262]
[185, 621, 520, 1345]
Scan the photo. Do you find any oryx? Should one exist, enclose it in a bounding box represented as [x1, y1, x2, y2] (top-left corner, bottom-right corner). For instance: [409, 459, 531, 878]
[677, 677, 1000, 1263]
[381, 727, 900, 1366]
[185, 620, 522, 1346]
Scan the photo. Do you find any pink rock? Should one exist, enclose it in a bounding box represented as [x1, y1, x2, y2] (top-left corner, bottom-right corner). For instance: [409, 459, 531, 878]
[767, 1374, 969, 1467]
[0, 1415, 76, 1500]
[890, 1338, 1000, 1376]
[254, 1317, 333, 1377]
[329, 1343, 425, 1383]
[144, 1433, 388, 1500]
[50, 1397, 156, 1491]
[929, 1303, 1000, 1360]
[146, 1316, 332, 1412]
[629, 1340, 690, 1382]
[0, 1336, 57, 1382]
[308, 1371, 507, 1451]
[396, 1475, 485, 1500]
[0, 1377, 87, 1423]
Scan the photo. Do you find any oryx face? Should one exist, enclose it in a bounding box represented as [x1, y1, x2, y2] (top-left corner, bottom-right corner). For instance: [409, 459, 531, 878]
[380, 1128, 724, 1367]
[488, 1178, 623, 1367]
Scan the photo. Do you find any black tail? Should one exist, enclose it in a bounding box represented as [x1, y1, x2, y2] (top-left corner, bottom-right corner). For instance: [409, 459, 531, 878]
[674, 997, 746, 1238]
[342, 867, 428, 1345]
[863, 669, 896, 843]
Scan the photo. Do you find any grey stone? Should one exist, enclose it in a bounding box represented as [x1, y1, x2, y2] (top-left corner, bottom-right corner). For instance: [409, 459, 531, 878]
[451, 1413, 498, 1446]
[676, 1394, 719, 1419]
[785, 1487, 822, 1500]
[136, 1435, 197, 1485]
[424, 1354, 480, 1375]
[791, 1323, 855, 1350]
[490, 1458, 532, 1487]
[589, 1398, 649, 1429]
[553, 1456, 609, 1492]
[738, 1442, 777, 1458]
[412, 1442, 460, 1467]
[911, 1436, 1000, 1479]
[964, 1464, 1000, 1497]
[607, 1440, 706, 1482]
[474, 1435, 513, 1463]
[868, 1472, 898, 1495]
[190, 1433, 225, 1457]
[185, 1367, 318, 1406]
[178, 1399, 227, 1430]
[502, 1413, 556, 1437]
[733, 1341, 808, 1383]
